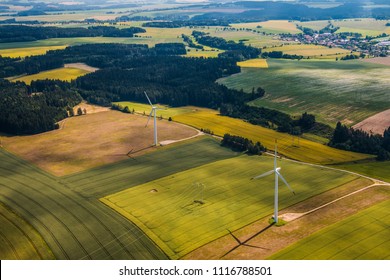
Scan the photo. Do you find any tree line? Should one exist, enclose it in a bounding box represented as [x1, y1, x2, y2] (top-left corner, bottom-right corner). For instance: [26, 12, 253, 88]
[262, 51, 304, 60]
[192, 31, 261, 61]
[0, 25, 146, 43]
[221, 134, 266, 155]
[329, 122, 390, 160]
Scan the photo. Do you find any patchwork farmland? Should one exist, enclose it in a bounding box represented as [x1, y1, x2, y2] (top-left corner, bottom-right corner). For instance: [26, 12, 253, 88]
[101, 155, 361, 259]
[1, 110, 198, 176]
[219, 59, 390, 126]
[1, 1, 389, 264]
[114, 102, 372, 164]
[270, 199, 390, 260]
[8, 67, 90, 85]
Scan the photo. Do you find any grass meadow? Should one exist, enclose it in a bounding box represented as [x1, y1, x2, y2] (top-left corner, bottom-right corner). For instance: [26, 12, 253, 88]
[219, 59, 390, 126]
[270, 199, 390, 260]
[9, 67, 90, 85]
[102, 155, 360, 259]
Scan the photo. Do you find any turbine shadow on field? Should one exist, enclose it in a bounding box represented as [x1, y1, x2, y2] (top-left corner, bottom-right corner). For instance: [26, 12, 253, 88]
[110, 146, 155, 160]
[221, 225, 273, 258]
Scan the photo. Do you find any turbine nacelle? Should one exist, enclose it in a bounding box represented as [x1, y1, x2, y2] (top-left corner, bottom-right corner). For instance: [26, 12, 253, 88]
[144, 91, 163, 146]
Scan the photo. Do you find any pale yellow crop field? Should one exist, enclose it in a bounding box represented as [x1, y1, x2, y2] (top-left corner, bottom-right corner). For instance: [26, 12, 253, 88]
[173, 109, 372, 164]
[232, 20, 302, 34]
[237, 58, 269, 68]
[0, 46, 67, 58]
[266, 44, 351, 58]
[9, 67, 90, 85]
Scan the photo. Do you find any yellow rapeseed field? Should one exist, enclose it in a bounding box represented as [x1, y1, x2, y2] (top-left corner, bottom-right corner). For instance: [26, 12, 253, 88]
[9, 67, 90, 85]
[174, 109, 372, 164]
[237, 58, 269, 68]
[0, 46, 67, 58]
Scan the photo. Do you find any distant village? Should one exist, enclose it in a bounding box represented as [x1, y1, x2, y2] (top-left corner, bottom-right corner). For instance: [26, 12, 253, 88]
[281, 24, 389, 58]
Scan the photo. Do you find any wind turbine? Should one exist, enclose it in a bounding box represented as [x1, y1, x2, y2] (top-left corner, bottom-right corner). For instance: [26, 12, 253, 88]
[252, 141, 295, 224]
[144, 91, 163, 146]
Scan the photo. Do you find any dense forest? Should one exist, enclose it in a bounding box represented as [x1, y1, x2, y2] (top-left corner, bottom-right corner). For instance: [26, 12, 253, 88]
[262, 51, 304, 60]
[329, 122, 390, 160]
[0, 79, 81, 134]
[0, 25, 146, 43]
[192, 31, 261, 61]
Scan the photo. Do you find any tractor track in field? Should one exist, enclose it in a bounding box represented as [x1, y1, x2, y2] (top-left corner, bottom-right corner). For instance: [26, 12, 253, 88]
[0, 183, 91, 259]
[0, 152, 166, 260]
[0, 229, 21, 259]
[0, 211, 45, 259]
[1, 166, 132, 259]
[0, 189, 70, 259]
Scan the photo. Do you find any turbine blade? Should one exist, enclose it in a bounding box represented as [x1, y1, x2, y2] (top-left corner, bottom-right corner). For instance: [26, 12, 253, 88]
[144, 91, 153, 106]
[276, 171, 295, 195]
[252, 169, 274, 180]
[145, 110, 153, 127]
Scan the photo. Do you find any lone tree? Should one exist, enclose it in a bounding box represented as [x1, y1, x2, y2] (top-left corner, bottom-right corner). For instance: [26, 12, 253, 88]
[77, 107, 83, 116]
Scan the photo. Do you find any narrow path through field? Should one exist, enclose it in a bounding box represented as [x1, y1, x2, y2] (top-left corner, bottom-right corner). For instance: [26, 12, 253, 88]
[184, 152, 390, 260]
[280, 182, 390, 222]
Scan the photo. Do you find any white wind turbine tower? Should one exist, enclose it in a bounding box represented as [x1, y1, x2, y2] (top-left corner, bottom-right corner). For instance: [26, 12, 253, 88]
[144, 91, 163, 146]
[252, 141, 295, 224]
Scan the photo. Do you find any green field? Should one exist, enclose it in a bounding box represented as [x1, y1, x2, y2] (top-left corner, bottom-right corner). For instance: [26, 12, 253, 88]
[102, 154, 360, 259]
[112, 102, 372, 164]
[270, 199, 390, 260]
[9, 67, 90, 85]
[0, 202, 55, 260]
[219, 59, 390, 126]
[0, 33, 183, 50]
[336, 161, 390, 183]
[232, 20, 302, 34]
[113, 101, 195, 120]
[297, 18, 390, 37]
[237, 58, 269, 68]
[174, 109, 373, 164]
[0, 46, 67, 58]
[63, 137, 238, 198]
[209, 28, 292, 48]
[265, 44, 352, 59]
[0, 148, 167, 260]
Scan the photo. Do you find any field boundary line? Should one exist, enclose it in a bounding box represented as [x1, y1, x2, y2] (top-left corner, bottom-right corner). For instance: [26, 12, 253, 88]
[280, 182, 390, 222]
